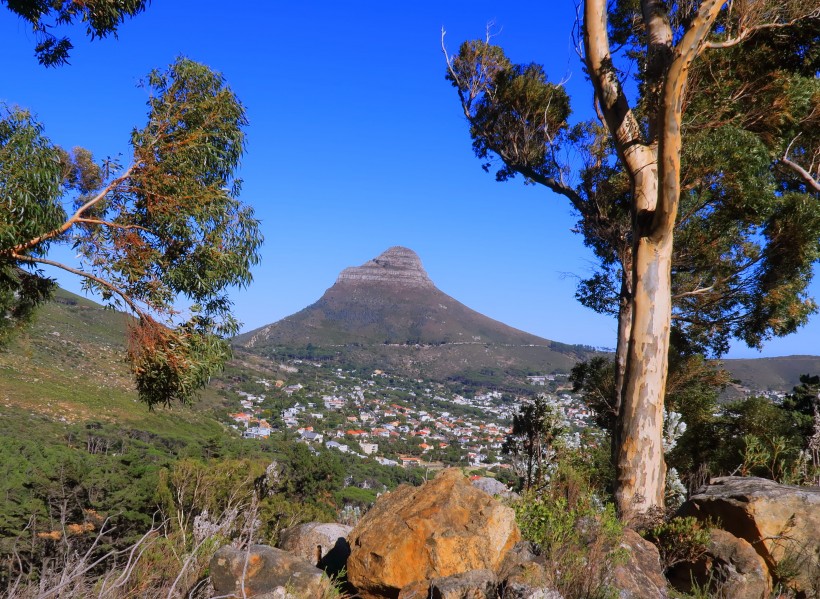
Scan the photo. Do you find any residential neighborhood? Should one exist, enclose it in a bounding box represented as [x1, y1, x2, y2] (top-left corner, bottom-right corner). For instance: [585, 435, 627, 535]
[221, 359, 597, 471]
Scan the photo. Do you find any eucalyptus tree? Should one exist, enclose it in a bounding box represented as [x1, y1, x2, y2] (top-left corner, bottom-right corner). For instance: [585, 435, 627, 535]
[2, 0, 147, 66]
[446, 1, 820, 518]
[0, 58, 262, 408]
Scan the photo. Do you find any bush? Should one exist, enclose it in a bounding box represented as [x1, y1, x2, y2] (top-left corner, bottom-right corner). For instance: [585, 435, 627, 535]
[642, 516, 711, 573]
[513, 455, 625, 599]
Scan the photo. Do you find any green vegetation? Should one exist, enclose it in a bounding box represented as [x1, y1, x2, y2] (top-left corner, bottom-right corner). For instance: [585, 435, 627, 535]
[447, 0, 820, 518]
[2, 0, 148, 66]
[1, 57, 262, 408]
[643, 517, 712, 574]
[514, 452, 625, 599]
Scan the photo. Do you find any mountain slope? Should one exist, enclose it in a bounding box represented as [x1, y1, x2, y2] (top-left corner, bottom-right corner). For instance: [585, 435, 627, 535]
[0, 287, 227, 430]
[236, 247, 594, 380]
[722, 355, 820, 393]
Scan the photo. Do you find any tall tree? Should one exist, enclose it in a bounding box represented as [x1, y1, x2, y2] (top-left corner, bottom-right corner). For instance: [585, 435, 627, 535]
[502, 395, 564, 491]
[2, 0, 147, 66]
[0, 57, 262, 408]
[446, 2, 820, 518]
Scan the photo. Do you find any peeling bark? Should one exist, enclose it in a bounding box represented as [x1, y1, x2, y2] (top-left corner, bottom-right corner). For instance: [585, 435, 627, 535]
[616, 233, 672, 518]
[585, 0, 725, 520]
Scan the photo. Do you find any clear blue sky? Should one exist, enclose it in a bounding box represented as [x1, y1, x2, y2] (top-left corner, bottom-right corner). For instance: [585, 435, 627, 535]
[1, 1, 817, 358]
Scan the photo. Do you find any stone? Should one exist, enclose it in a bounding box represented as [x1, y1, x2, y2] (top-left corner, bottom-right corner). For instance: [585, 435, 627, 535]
[430, 569, 497, 599]
[278, 522, 352, 576]
[346, 468, 521, 598]
[680, 476, 820, 594]
[500, 582, 564, 599]
[667, 529, 770, 599]
[399, 570, 498, 599]
[608, 529, 668, 599]
[210, 544, 330, 598]
[471, 476, 520, 501]
[496, 541, 555, 598]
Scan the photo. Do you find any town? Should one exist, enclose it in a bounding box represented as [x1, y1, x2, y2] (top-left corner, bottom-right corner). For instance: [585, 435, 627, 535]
[221, 357, 598, 471]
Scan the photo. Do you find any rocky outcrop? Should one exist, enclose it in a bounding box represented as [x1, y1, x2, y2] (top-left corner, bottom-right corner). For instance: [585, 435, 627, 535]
[667, 529, 770, 599]
[346, 468, 521, 598]
[336, 246, 434, 288]
[608, 529, 668, 599]
[210, 545, 330, 598]
[277, 522, 352, 576]
[680, 476, 820, 595]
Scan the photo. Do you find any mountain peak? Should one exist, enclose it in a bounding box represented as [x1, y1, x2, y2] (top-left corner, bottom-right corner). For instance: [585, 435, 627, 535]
[336, 246, 433, 288]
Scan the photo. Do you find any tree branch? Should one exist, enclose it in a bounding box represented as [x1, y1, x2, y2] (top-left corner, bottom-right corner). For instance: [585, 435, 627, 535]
[780, 135, 820, 194]
[651, 0, 725, 240]
[7, 165, 134, 256]
[705, 10, 820, 50]
[584, 0, 656, 210]
[9, 251, 149, 320]
[76, 218, 154, 233]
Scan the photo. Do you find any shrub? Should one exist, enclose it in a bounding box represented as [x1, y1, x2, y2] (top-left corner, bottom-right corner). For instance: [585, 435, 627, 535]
[513, 455, 625, 599]
[642, 516, 711, 573]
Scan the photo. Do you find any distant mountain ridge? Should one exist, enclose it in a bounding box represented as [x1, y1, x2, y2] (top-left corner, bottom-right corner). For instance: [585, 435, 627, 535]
[722, 355, 820, 394]
[236, 247, 592, 381]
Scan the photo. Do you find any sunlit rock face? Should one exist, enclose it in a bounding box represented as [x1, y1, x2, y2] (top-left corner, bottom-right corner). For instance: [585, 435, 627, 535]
[335, 246, 434, 288]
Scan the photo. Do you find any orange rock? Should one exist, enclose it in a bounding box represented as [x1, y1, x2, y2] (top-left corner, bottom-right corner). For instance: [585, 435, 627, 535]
[347, 468, 520, 598]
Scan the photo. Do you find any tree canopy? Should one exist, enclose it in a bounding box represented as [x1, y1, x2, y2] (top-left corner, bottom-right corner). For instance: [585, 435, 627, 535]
[2, 0, 147, 66]
[446, 1, 820, 517]
[0, 57, 262, 408]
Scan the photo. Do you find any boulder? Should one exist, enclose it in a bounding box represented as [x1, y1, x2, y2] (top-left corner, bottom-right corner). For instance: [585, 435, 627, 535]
[496, 542, 557, 598]
[500, 583, 564, 599]
[278, 522, 352, 575]
[210, 544, 330, 598]
[608, 529, 668, 599]
[471, 476, 519, 501]
[399, 570, 497, 599]
[680, 476, 820, 594]
[667, 529, 770, 599]
[347, 468, 521, 598]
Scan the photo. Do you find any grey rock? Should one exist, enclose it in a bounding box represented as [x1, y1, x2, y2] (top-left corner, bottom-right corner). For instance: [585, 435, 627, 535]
[471, 476, 520, 501]
[501, 581, 564, 599]
[496, 542, 561, 599]
[278, 522, 352, 576]
[430, 569, 497, 598]
[608, 529, 668, 599]
[210, 544, 330, 598]
[667, 529, 770, 599]
[680, 476, 820, 595]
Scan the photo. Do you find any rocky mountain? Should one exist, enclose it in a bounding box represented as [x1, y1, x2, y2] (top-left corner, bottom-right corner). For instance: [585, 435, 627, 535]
[236, 247, 594, 382]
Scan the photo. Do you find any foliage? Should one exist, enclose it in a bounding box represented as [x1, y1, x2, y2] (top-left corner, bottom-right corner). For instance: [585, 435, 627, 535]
[446, 27, 820, 358]
[0, 57, 262, 408]
[642, 517, 711, 573]
[514, 452, 624, 599]
[446, 0, 820, 516]
[570, 356, 618, 432]
[2, 0, 148, 66]
[502, 394, 564, 491]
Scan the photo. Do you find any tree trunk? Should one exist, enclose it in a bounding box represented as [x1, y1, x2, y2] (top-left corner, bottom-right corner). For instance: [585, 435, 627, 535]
[612, 258, 632, 464]
[616, 231, 673, 520]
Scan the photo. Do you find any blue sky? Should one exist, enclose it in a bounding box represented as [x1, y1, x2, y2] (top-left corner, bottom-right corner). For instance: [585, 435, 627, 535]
[1, 1, 817, 358]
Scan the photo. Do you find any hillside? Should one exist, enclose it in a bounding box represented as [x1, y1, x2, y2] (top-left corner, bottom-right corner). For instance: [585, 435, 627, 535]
[236, 247, 594, 383]
[0, 287, 227, 429]
[722, 355, 820, 394]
